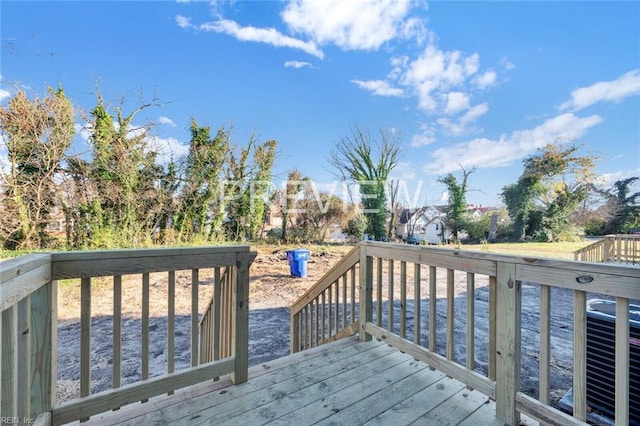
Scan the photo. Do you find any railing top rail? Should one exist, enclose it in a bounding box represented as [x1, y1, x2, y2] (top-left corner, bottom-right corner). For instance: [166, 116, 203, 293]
[573, 239, 603, 255]
[0, 253, 51, 283]
[607, 233, 640, 239]
[0, 253, 52, 312]
[291, 244, 360, 315]
[50, 245, 250, 261]
[50, 245, 251, 279]
[362, 241, 640, 278]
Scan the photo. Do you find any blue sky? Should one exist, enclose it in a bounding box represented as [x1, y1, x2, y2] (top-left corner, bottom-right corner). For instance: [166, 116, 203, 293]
[1, 0, 639, 207]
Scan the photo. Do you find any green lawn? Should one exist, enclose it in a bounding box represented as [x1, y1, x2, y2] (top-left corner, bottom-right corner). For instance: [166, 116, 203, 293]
[461, 240, 594, 260]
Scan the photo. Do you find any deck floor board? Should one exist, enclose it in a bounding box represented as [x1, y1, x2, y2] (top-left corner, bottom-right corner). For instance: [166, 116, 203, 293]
[70, 337, 533, 426]
[216, 348, 410, 425]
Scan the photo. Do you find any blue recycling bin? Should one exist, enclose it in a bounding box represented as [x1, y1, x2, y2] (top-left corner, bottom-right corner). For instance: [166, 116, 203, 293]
[286, 249, 310, 278]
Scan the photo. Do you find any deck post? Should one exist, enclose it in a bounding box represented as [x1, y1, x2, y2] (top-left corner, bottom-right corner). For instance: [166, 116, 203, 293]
[232, 249, 250, 384]
[603, 235, 613, 262]
[29, 279, 57, 419]
[359, 244, 373, 342]
[290, 312, 300, 354]
[495, 261, 521, 425]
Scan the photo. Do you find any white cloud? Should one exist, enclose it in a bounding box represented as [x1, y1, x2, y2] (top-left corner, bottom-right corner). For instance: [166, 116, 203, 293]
[473, 70, 497, 90]
[401, 16, 428, 45]
[464, 53, 479, 76]
[0, 134, 8, 177]
[437, 102, 489, 136]
[424, 113, 604, 174]
[388, 55, 409, 80]
[147, 136, 190, 164]
[73, 123, 93, 143]
[284, 60, 312, 69]
[398, 41, 488, 113]
[282, 0, 414, 51]
[351, 79, 404, 97]
[560, 69, 640, 111]
[177, 14, 324, 58]
[0, 89, 10, 103]
[464, 102, 490, 122]
[389, 161, 417, 181]
[444, 91, 469, 114]
[403, 45, 443, 84]
[500, 56, 515, 70]
[410, 123, 436, 147]
[179, 1, 426, 59]
[158, 116, 176, 127]
[198, 18, 324, 59]
[598, 169, 640, 189]
[176, 15, 192, 29]
[0, 74, 10, 103]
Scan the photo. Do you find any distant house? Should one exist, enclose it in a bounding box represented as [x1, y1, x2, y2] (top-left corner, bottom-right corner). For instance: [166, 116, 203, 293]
[395, 206, 450, 244]
[466, 204, 491, 220]
[263, 191, 284, 231]
[44, 207, 66, 237]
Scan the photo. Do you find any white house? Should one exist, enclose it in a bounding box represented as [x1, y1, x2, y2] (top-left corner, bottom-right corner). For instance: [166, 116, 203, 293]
[395, 206, 451, 244]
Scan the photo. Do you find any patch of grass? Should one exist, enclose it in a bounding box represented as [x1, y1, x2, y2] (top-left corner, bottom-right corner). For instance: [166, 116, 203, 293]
[461, 240, 593, 260]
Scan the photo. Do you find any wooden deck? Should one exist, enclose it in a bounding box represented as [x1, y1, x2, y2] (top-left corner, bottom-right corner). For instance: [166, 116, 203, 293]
[75, 337, 529, 426]
[7, 244, 634, 425]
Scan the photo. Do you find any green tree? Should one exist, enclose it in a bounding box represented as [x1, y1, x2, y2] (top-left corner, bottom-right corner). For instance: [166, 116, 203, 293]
[224, 137, 277, 241]
[387, 179, 402, 240]
[80, 93, 161, 246]
[174, 120, 229, 242]
[155, 161, 180, 244]
[0, 87, 74, 249]
[502, 142, 597, 241]
[295, 185, 344, 242]
[344, 213, 367, 240]
[134, 155, 176, 244]
[281, 169, 304, 243]
[463, 209, 512, 242]
[596, 177, 640, 234]
[63, 156, 100, 248]
[330, 126, 402, 240]
[501, 176, 545, 241]
[438, 166, 474, 242]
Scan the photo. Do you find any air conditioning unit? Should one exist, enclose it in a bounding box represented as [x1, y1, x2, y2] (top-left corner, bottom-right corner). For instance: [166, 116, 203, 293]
[586, 299, 640, 425]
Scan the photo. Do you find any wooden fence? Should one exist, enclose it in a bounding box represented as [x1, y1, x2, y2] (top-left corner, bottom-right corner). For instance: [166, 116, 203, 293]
[574, 234, 640, 265]
[0, 246, 251, 425]
[292, 241, 639, 426]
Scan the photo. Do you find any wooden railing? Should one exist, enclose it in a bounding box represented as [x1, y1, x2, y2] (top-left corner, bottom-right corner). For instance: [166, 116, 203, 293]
[574, 234, 640, 265]
[290, 245, 360, 353]
[0, 246, 251, 425]
[293, 242, 639, 426]
[0, 253, 54, 424]
[199, 266, 232, 365]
